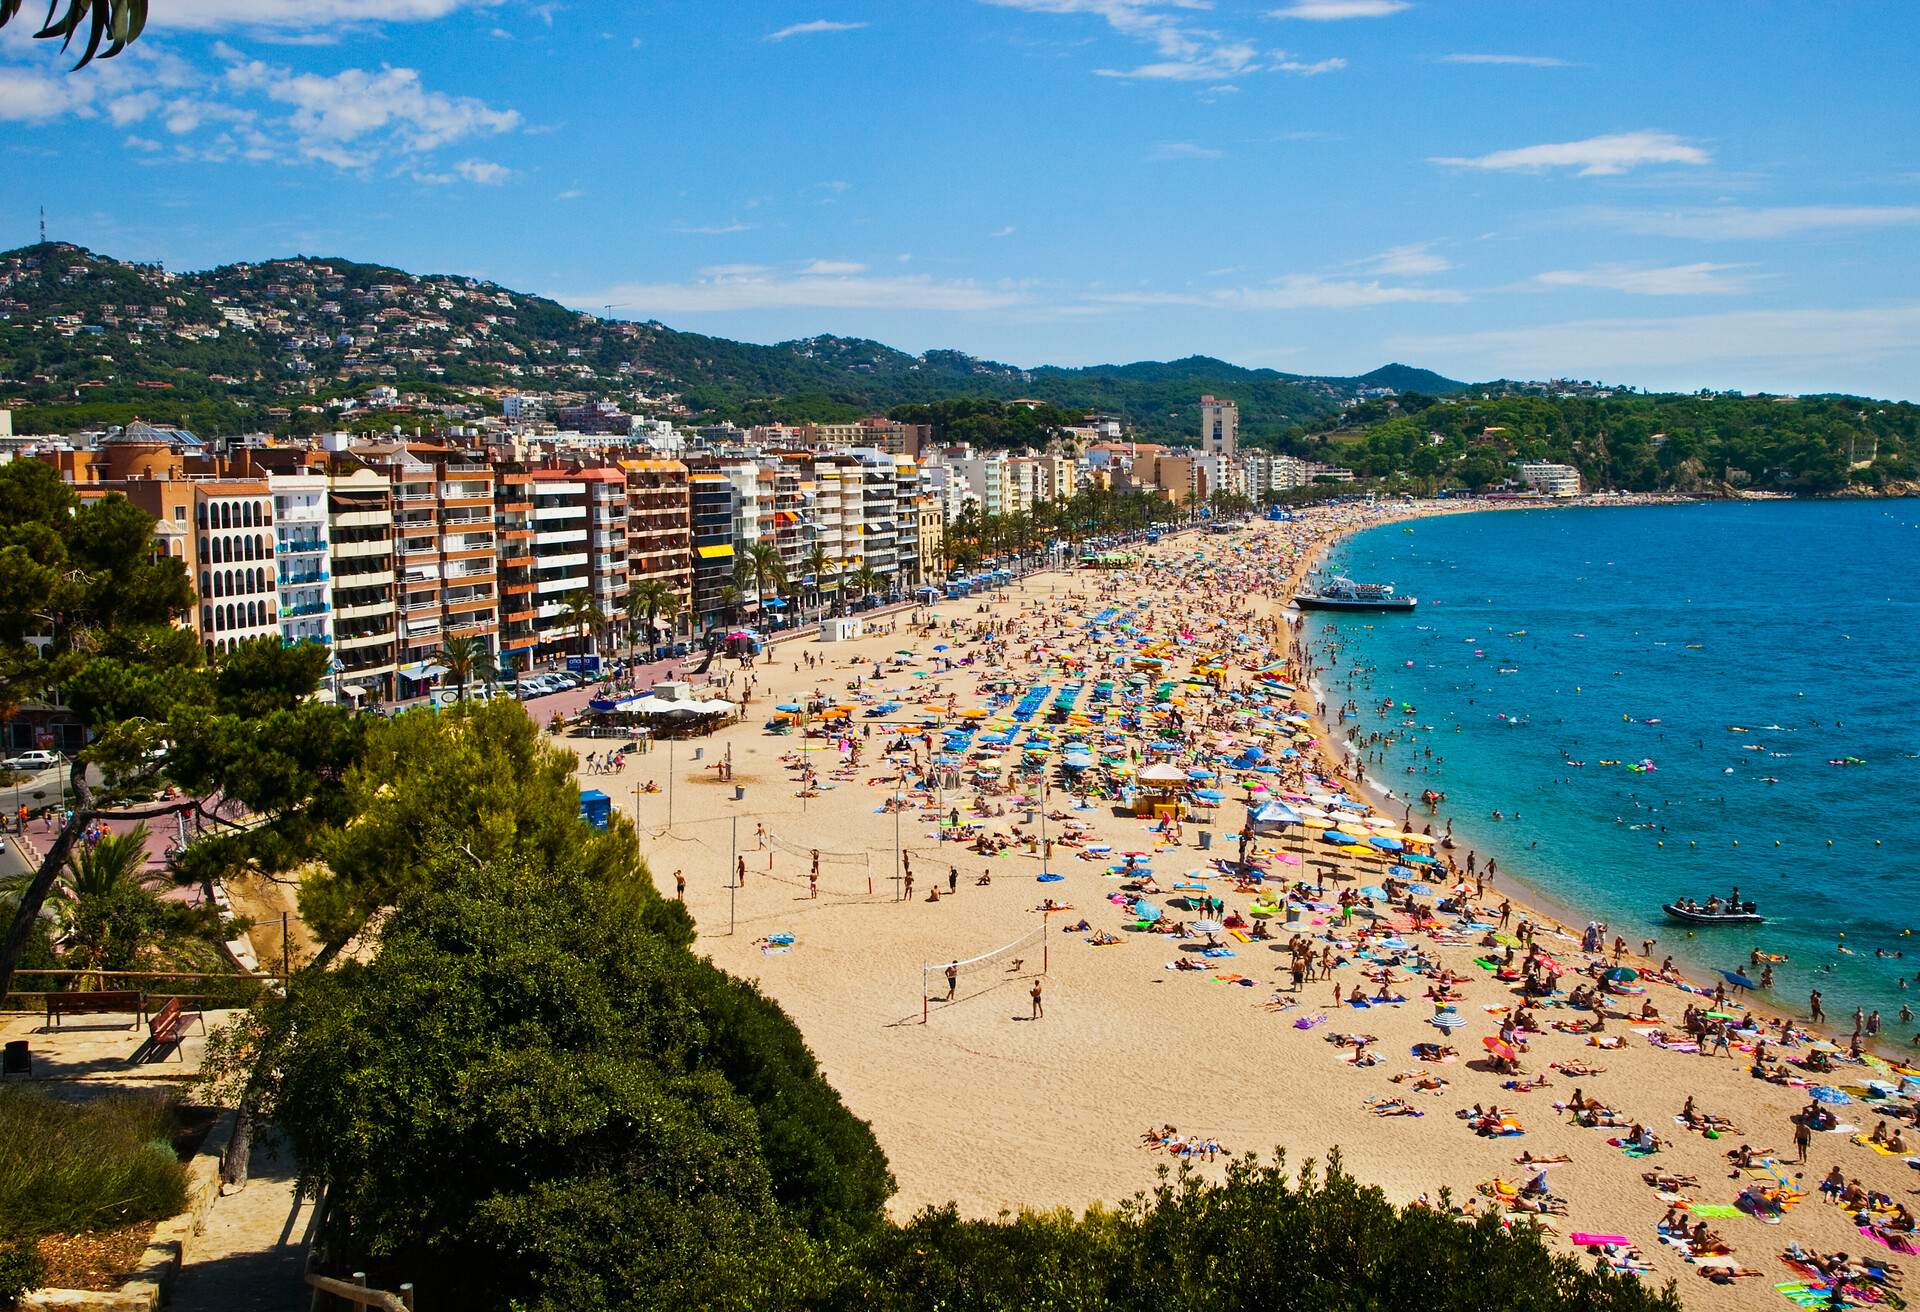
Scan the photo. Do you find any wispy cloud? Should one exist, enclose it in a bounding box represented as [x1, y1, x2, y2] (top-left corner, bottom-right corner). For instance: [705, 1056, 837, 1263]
[989, 225, 1018, 238]
[982, 0, 1263, 82]
[453, 158, 510, 185]
[1090, 274, 1464, 310]
[766, 19, 869, 41]
[1359, 242, 1450, 276]
[672, 220, 756, 234]
[1530, 262, 1752, 296]
[560, 263, 1029, 314]
[1149, 141, 1224, 160]
[1274, 55, 1346, 75]
[1432, 130, 1709, 177]
[1593, 204, 1920, 240]
[164, 0, 497, 30]
[801, 259, 867, 275]
[1268, 0, 1409, 18]
[1438, 53, 1569, 67]
[1392, 304, 1920, 382]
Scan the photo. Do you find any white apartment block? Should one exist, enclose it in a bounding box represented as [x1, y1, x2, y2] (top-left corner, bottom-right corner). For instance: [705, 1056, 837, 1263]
[268, 472, 333, 650]
[1517, 462, 1582, 498]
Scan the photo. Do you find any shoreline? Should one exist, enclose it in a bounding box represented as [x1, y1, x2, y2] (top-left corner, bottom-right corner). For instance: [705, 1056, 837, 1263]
[1281, 499, 1902, 1060]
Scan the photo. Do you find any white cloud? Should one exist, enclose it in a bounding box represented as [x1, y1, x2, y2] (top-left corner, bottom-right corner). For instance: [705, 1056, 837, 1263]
[801, 259, 868, 275]
[1530, 262, 1751, 296]
[1274, 55, 1346, 75]
[455, 158, 510, 185]
[555, 187, 585, 200]
[983, 0, 1265, 82]
[766, 19, 870, 41]
[1432, 130, 1709, 177]
[559, 264, 1029, 314]
[673, 221, 756, 234]
[1360, 242, 1450, 275]
[222, 56, 519, 164]
[1392, 304, 1920, 380]
[1597, 204, 1920, 240]
[1090, 274, 1465, 310]
[1439, 53, 1569, 67]
[1149, 141, 1223, 160]
[1268, 0, 1409, 17]
[161, 0, 495, 28]
[0, 65, 93, 121]
[989, 225, 1017, 238]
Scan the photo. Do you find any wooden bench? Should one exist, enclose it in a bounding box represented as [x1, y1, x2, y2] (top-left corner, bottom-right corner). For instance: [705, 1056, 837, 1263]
[45, 990, 145, 1030]
[147, 997, 204, 1059]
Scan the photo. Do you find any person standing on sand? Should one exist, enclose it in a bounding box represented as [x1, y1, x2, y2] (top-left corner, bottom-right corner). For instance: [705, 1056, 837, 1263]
[1794, 1116, 1813, 1163]
[674, 869, 685, 901]
[946, 962, 958, 1000]
[737, 856, 747, 888]
[1810, 990, 1825, 1023]
[1030, 979, 1044, 1019]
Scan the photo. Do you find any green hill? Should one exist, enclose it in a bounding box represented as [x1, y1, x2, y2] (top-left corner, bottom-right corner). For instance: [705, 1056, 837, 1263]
[0, 241, 1465, 442]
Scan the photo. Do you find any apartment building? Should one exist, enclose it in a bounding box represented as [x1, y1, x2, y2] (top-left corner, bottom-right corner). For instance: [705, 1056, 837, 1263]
[495, 469, 538, 670]
[268, 470, 333, 650]
[581, 466, 629, 648]
[1517, 462, 1582, 498]
[621, 457, 692, 650]
[520, 468, 613, 661]
[193, 479, 280, 657]
[950, 449, 1006, 517]
[1199, 395, 1238, 457]
[327, 464, 399, 704]
[356, 444, 495, 698]
[687, 466, 737, 635]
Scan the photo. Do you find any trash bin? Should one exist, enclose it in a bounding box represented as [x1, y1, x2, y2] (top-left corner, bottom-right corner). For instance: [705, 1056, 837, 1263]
[733, 784, 745, 801]
[1198, 830, 1213, 851]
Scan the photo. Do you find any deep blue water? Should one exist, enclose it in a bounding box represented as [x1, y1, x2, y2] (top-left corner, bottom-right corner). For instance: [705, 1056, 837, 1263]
[1307, 500, 1920, 1035]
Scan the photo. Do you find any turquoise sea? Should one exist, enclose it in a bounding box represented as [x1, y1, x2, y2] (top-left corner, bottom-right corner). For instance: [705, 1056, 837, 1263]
[1305, 499, 1920, 1039]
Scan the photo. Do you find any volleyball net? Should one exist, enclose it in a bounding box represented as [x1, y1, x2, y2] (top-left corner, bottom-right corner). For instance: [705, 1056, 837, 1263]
[921, 921, 1049, 1023]
[763, 829, 877, 897]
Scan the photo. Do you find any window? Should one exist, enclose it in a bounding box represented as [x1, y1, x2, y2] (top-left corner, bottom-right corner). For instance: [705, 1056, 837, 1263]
[173, 505, 186, 522]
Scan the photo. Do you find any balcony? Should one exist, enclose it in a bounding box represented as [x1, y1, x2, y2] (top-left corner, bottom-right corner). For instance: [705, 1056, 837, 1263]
[279, 570, 329, 587]
[276, 539, 327, 555]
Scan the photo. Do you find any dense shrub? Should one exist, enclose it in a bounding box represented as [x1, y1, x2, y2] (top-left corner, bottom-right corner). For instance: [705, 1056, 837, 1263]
[0, 1089, 187, 1239]
[0, 1242, 46, 1309]
[262, 854, 890, 1311]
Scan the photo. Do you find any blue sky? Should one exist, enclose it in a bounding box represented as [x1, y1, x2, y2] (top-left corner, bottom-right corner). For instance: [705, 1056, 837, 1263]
[3, 1, 1918, 397]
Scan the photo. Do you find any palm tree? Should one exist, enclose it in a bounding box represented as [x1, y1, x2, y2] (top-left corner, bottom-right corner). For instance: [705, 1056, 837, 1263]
[558, 590, 605, 663]
[434, 634, 489, 703]
[0, 0, 144, 69]
[799, 545, 830, 618]
[717, 584, 742, 631]
[630, 578, 675, 656]
[744, 541, 788, 621]
[2, 824, 159, 952]
[850, 563, 883, 607]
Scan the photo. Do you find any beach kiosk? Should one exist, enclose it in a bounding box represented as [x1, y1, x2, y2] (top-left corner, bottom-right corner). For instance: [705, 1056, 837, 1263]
[1134, 761, 1188, 820]
[820, 616, 864, 642]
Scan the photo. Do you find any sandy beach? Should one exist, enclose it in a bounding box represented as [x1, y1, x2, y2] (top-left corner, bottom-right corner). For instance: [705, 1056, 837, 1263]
[568, 503, 1919, 1309]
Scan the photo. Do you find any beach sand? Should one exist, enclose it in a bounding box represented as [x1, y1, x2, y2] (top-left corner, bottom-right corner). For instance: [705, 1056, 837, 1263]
[571, 507, 1918, 1309]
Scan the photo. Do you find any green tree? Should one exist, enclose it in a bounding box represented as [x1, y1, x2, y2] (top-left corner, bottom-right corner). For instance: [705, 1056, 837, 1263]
[629, 578, 678, 654]
[849, 564, 883, 606]
[557, 590, 604, 661]
[297, 699, 686, 963]
[0, 461, 199, 1000]
[744, 541, 788, 618]
[211, 838, 887, 1309]
[434, 634, 489, 704]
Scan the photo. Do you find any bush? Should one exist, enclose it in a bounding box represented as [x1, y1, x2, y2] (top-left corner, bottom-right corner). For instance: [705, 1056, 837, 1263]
[0, 1089, 187, 1240]
[0, 1242, 46, 1309]
[262, 853, 889, 1311]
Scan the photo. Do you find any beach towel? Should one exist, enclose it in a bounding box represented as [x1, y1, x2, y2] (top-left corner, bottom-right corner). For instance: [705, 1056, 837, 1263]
[1230, 930, 1253, 943]
[1684, 1204, 1740, 1219]
[1861, 1226, 1919, 1254]
[1608, 1137, 1658, 1159]
[1293, 1014, 1327, 1029]
[1570, 1233, 1631, 1247]
[1850, 1135, 1909, 1156]
[1202, 948, 1235, 958]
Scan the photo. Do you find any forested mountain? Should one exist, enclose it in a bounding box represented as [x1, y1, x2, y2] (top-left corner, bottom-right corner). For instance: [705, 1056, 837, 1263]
[0, 241, 1463, 441]
[1309, 391, 1920, 495]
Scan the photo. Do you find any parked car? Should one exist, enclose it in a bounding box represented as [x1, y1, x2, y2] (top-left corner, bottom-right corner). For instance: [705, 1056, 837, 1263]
[3, 749, 61, 772]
